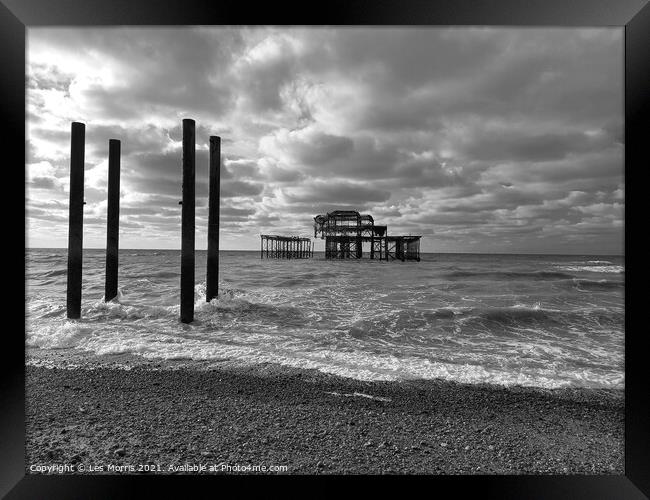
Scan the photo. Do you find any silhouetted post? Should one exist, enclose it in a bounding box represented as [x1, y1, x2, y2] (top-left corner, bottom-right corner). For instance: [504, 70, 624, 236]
[180, 119, 195, 323]
[104, 139, 121, 302]
[206, 135, 221, 302]
[66, 122, 85, 319]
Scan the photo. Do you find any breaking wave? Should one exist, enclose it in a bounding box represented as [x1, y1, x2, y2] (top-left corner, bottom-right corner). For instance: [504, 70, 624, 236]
[445, 270, 576, 280]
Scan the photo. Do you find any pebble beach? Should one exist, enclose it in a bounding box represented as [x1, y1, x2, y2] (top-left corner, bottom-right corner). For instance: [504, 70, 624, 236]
[25, 361, 624, 475]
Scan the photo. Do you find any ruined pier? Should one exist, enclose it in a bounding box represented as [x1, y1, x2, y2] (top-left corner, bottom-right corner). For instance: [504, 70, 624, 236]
[314, 210, 421, 261]
[260, 235, 313, 259]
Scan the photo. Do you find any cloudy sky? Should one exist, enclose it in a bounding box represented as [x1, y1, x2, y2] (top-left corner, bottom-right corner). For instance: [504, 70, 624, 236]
[26, 27, 623, 253]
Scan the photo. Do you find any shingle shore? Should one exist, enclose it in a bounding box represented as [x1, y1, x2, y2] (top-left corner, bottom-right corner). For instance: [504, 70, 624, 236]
[25, 364, 624, 475]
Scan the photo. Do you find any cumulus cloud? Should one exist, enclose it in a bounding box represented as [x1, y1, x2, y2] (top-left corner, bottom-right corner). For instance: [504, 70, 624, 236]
[26, 27, 623, 253]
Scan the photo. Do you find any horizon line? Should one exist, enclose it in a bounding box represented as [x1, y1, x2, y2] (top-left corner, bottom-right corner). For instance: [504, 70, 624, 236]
[25, 246, 624, 257]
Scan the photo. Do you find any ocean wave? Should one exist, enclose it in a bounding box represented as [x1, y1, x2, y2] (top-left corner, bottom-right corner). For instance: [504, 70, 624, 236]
[27, 253, 64, 260]
[571, 278, 624, 291]
[556, 265, 624, 274]
[26, 329, 625, 389]
[445, 270, 575, 280]
[200, 292, 309, 328]
[39, 268, 68, 278]
[474, 306, 558, 326]
[466, 305, 623, 330]
[272, 277, 314, 287]
[127, 270, 179, 279]
[27, 321, 95, 349]
[345, 304, 623, 341]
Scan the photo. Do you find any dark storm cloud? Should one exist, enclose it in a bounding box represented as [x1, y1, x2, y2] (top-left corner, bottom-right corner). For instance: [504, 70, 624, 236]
[30, 27, 244, 121]
[279, 131, 354, 166]
[221, 207, 255, 217]
[389, 158, 469, 188]
[29, 176, 60, 190]
[223, 160, 260, 179]
[82, 124, 170, 156]
[284, 182, 391, 204]
[261, 164, 305, 183]
[221, 180, 265, 198]
[263, 132, 401, 180]
[27, 27, 623, 252]
[461, 130, 616, 163]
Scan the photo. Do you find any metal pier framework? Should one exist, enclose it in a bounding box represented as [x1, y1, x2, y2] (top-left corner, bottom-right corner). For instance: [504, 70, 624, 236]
[314, 210, 421, 262]
[261, 235, 313, 259]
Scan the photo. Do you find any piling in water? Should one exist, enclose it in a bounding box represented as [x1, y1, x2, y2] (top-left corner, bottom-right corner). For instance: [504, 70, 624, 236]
[104, 139, 121, 302]
[180, 119, 195, 323]
[66, 122, 85, 319]
[206, 135, 221, 302]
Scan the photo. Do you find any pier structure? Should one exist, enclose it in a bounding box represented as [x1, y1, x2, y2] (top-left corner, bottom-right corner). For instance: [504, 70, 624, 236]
[261, 235, 313, 259]
[314, 210, 421, 262]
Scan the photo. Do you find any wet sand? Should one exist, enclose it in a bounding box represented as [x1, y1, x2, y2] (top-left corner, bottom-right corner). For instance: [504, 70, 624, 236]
[25, 363, 624, 475]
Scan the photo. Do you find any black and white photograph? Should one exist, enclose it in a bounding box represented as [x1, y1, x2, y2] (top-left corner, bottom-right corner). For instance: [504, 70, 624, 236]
[24, 24, 627, 477]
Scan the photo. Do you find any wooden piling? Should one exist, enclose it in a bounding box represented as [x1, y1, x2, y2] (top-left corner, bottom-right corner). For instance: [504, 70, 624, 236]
[66, 122, 85, 319]
[104, 139, 121, 302]
[180, 119, 195, 323]
[206, 135, 221, 302]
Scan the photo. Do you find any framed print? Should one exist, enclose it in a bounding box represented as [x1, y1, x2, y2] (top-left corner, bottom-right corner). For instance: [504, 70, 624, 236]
[2, 0, 649, 497]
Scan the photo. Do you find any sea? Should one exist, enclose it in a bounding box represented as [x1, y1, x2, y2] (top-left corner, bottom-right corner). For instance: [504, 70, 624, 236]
[25, 249, 625, 389]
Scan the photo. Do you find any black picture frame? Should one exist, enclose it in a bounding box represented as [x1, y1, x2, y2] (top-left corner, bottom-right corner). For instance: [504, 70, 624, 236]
[3, 0, 648, 497]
